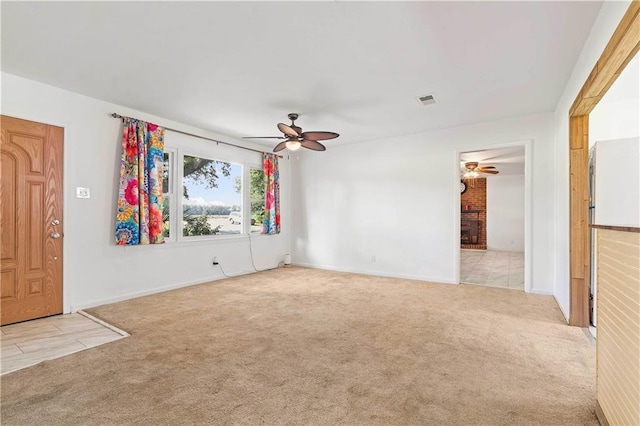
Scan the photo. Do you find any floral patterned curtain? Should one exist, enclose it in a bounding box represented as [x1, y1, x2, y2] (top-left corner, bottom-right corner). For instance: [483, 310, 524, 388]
[263, 153, 280, 235]
[115, 118, 165, 245]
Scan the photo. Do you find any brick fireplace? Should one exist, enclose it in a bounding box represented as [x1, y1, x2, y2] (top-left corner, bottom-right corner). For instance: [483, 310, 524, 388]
[461, 178, 487, 250]
[461, 218, 479, 244]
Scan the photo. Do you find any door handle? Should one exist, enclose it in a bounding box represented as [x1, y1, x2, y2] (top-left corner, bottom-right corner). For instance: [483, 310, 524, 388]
[50, 232, 61, 239]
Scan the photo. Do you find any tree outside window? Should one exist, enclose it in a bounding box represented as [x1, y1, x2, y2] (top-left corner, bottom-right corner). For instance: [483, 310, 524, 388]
[162, 152, 173, 239]
[182, 155, 242, 236]
[249, 169, 265, 233]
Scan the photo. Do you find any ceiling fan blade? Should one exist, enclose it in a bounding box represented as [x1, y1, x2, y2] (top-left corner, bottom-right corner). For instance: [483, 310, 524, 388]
[300, 131, 339, 141]
[277, 123, 299, 137]
[481, 170, 499, 174]
[478, 166, 496, 170]
[243, 136, 286, 139]
[301, 139, 326, 151]
[273, 141, 288, 152]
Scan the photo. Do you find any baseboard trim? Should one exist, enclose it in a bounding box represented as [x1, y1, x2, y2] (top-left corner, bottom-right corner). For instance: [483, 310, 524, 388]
[553, 294, 570, 323]
[596, 400, 609, 426]
[530, 289, 554, 296]
[292, 262, 458, 285]
[70, 270, 258, 311]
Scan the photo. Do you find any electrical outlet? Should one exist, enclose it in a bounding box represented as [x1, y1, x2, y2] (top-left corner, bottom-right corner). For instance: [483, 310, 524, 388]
[212, 256, 219, 265]
[76, 187, 90, 199]
[371, 255, 376, 263]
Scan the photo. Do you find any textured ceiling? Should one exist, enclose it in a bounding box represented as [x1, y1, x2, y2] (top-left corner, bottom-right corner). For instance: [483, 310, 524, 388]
[1, 2, 602, 148]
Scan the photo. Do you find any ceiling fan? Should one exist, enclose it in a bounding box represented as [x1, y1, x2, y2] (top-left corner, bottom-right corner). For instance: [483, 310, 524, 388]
[243, 113, 339, 152]
[462, 161, 499, 178]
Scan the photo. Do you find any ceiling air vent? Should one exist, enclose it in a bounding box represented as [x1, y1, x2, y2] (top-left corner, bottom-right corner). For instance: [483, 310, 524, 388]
[417, 94, 436, 106]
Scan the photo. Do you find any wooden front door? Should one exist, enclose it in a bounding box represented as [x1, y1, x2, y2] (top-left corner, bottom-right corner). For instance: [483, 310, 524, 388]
[1, 116, 63, 325]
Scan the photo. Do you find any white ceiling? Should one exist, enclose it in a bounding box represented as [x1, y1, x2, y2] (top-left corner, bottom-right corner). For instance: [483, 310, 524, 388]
[1, 2, 602, 147]
[460, 146, 525, 176]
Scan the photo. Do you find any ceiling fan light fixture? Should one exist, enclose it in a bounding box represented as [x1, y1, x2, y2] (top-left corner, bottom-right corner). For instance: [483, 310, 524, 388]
[286, 140, 301, 151]
[245, 113, 337, 152]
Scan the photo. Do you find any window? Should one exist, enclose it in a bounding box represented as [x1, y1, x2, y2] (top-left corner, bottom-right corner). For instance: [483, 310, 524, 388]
[162, 150, 175, 241]
[182, 155, 242, 237]
[249, 168, 265, 233]
[160, 144, 272, 242]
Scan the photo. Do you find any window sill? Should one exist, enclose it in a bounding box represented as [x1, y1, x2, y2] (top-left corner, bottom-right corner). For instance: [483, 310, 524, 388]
[120, 233, 280, 250]
[248, 233, 280, 240]
[174, 233, 248, 246]
[167, 232, 279, 246]
[121, 234, 244, 250]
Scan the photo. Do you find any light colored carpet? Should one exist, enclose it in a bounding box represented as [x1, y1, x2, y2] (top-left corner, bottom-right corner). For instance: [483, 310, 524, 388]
[1, 267, 596, 425]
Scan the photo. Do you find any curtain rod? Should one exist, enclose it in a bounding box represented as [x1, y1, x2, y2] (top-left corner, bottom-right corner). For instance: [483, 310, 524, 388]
[110, 113, 282, 158]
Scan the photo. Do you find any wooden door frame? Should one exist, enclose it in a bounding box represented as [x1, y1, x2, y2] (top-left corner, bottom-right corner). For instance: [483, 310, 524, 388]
[568, 2, 640, 326]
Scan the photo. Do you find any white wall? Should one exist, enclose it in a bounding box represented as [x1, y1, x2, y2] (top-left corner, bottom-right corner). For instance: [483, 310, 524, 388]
[291, 112, 554, 294]
[590, 98, 640, 147]
[487, 175, 525, 252]
[594, 138, 640, 227]
[553, 0, 632, 321]
[589, 53, 639, 147]
[1, 72, 291, 311]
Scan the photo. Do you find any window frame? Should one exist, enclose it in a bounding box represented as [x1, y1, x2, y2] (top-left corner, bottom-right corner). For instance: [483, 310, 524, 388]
[162, 148, 177, 243]
[247, 165, 265, 234]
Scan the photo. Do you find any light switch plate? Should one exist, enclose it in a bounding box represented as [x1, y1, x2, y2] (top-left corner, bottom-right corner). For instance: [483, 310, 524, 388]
[76, 187, 90, 199]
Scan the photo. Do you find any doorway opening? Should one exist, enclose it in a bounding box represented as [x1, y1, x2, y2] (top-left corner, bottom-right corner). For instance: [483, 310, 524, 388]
[586, 51, 640, 333]
[458, 144, 528, 291]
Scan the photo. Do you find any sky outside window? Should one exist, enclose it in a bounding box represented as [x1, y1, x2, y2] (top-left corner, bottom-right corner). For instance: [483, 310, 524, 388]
[183, 159, 242, 210]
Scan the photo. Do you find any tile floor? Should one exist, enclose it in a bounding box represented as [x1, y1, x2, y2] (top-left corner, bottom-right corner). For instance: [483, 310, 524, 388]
[460, 249, 524, 290]
[1, 312, 128, 375]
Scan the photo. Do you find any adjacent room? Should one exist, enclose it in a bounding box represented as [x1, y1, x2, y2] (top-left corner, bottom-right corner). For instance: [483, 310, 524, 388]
[459, 146, 526, 290]
[1, 2, 639, 425]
